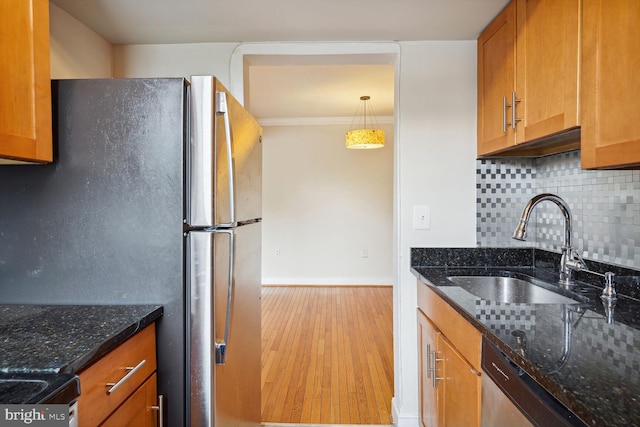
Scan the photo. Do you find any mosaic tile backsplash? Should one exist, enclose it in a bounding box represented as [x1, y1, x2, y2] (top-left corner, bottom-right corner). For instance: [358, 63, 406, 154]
[476, 150, 640, 269]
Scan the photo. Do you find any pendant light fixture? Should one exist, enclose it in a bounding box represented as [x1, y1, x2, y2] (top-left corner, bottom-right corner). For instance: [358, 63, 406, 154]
[345, 95, 385, 149]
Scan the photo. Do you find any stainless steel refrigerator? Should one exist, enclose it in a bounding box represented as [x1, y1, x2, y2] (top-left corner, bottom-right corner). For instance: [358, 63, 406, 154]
[0, 76, 262, 426]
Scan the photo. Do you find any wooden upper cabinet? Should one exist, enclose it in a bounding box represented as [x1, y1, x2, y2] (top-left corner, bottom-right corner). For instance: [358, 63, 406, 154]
[477, 0, 581, 157]
[515, 0, 580, 142]
[477, 0, 516, 155]
[580, 0, 640, 169]
[0, 0, 53, 163]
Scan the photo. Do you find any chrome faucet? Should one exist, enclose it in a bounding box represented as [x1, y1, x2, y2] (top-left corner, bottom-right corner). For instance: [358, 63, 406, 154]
[513, 193, 586, 286]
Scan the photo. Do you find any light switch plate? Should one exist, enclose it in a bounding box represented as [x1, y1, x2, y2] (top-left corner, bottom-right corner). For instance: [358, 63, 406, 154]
[413, 205, 431, 230]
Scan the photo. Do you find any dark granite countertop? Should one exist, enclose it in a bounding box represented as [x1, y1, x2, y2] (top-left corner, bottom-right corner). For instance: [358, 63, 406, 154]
[0, 373, 80, 405]
[0, 304, 163, 404]
[411, 247, 640, 427]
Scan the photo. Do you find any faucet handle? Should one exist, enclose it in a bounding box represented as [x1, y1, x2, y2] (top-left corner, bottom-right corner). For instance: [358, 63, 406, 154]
[601, 272, 617, 302]
[565, 248, 588, 272]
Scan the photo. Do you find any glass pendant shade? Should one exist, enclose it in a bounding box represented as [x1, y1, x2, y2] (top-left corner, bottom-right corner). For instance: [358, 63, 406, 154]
[346, 95, 385, 149]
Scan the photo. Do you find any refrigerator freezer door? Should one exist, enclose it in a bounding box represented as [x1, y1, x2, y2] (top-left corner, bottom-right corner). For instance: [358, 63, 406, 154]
[189, 76, 262, 227]
[187, 222, 261, 427]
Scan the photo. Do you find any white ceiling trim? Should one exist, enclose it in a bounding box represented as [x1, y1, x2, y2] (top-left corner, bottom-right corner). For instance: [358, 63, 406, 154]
[257, 115, 395, 127]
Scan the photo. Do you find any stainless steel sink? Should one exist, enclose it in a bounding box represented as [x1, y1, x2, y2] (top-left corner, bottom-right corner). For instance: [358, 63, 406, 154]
[446, 275, 582, 304]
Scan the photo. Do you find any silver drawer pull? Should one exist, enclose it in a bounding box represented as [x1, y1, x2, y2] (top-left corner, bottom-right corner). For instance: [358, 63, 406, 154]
[105, 359, 146, 395]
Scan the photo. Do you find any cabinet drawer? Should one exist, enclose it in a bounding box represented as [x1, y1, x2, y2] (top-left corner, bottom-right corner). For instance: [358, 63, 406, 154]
[101, 373, 158, 427]
[78, 324, 156, 426]
[417, 281, 481, 371]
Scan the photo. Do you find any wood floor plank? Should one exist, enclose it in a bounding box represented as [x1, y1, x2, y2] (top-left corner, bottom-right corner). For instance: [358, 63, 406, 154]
[261, 286, 393, 424]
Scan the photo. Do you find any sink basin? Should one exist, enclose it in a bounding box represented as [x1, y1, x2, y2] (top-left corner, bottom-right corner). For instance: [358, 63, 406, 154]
[446, 275, 582, 304]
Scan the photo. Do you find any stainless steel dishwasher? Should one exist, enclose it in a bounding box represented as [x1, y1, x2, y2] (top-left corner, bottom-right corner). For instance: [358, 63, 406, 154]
[481, 339, 587, 427]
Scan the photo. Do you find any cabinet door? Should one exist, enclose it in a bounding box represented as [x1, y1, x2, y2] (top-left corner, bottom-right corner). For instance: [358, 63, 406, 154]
[418, 310, 441, 427]
[0, 0, 52, 163]
[515, 0, 580, 143]
[477, 1, 517, 155]
[580, 0, 640, 169]
[439, 335, 481, 427]
[101, 374, 158, 427]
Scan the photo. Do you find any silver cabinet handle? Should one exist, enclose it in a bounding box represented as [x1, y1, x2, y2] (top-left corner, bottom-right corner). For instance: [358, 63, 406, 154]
[511, 91, 521, 129]
[151, 394, 164, 427]
[215, 91, 236, 227]
[105, 359, 146, 395]
[431, 351, 443, 389]
[215, 229, 235, 365]
[503, 96, 509, 133]
[426, 344, 432, 379]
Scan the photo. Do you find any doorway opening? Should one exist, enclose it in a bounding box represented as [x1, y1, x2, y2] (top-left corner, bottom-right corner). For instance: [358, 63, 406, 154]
[235, 45, 398, 425]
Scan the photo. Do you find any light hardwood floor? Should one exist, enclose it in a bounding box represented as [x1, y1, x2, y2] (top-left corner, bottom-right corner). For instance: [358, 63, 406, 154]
[261, 286, 393, 424]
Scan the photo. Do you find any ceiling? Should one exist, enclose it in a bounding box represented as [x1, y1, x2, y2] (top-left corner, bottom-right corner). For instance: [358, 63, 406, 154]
[50, 0, 509, 122]
[246, 60, 396, 123]
[50, 0, 509, 45]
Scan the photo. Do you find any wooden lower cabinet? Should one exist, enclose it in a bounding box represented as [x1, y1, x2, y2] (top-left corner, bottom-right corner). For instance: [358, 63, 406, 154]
[77, 324, 160, 426]
[102, 374, 158, 427]
[439, 335, 481, 426]
[418, 310, 481, 427]
[418, 311, 440, 427]
[417, 281, 482, 427]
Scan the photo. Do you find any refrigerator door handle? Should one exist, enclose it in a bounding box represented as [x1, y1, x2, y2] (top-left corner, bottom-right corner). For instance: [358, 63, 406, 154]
[215, 91, 235, 227]
[215, 228, 235, 364]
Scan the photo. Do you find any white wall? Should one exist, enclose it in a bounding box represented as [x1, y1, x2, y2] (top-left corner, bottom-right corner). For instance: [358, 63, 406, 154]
[49, 3, 113, 78]
[394, 41, 478, 426]
[262, 123, 394, 285]
[113, 43, 239, 82]
[108, 40, 479, 427]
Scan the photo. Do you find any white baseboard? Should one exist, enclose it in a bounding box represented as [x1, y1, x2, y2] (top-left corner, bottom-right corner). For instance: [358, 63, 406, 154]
[262, 277, 393, 286]
[263, 424, 392, 427]
[392, 397, 420, 427]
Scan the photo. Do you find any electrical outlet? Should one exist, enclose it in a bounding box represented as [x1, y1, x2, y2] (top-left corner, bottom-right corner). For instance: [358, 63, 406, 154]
[275, 249, 280, 257]
[361, 249, 368, 258]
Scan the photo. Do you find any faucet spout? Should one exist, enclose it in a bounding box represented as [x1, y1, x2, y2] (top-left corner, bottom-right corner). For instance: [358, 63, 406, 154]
[513, 193, 580, 285]
[512, 193, 572, 246]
